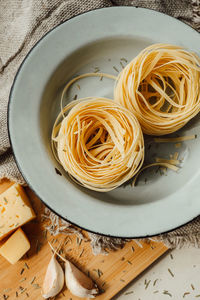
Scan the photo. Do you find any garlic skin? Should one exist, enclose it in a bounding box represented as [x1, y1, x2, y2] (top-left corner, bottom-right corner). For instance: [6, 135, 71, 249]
[42, 255, 64, 299]
[65, 260, 99, 298]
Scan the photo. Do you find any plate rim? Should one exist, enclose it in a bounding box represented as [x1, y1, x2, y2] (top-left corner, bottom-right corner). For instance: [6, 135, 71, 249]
[8, 6, 200, 238]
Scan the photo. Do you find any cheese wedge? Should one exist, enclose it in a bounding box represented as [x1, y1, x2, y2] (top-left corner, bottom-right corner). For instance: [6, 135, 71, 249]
[0, 228, 30, 264]
[0, 183, 36, 240]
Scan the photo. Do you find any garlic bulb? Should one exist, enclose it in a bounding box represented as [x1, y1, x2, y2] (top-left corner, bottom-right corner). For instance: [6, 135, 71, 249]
[42, 255, 64, 299]
[65, 260, 99, 298]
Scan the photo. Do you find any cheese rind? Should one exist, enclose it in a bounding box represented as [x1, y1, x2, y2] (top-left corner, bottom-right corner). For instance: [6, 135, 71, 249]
[0, 184, 36, 240]
[0, 228, 30, 264]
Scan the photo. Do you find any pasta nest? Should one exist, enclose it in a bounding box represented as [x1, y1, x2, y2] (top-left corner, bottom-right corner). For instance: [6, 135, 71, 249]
[114, 43, 200, 135]
[52, 97, 144, 191]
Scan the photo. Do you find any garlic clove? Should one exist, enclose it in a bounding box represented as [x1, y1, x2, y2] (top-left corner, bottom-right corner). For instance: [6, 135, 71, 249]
[42, 255, 64, 299]
[65, 260, 99, 298]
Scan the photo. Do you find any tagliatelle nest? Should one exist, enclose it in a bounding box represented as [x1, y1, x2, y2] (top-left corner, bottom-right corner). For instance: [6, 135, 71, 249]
[114, 43, 200, 135]
[51, 97, 144, 192]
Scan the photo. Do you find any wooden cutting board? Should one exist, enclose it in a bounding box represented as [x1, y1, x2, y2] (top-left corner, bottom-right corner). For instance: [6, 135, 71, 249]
[0, 180, 168, 299]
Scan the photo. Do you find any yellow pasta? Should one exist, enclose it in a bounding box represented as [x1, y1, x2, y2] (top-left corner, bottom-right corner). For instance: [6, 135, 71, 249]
[114, 43, 200, 135]
[52, 97, 144, 192]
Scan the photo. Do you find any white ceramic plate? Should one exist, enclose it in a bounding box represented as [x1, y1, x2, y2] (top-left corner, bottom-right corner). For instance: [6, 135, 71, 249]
[9, 7, 200, 238]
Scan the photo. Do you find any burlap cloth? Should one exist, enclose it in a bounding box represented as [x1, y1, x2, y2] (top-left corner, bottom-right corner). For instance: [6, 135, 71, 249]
[1, 0, 200, 251]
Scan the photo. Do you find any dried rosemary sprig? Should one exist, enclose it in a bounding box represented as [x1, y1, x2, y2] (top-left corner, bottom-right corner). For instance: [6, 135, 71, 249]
[168, 268, 174, 277]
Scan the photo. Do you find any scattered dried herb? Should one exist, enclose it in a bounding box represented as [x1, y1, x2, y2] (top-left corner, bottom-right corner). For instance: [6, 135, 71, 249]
[168, 268, 174, 277]
[154, 290, 159, 294]
[191, 284, 195, 290]
[20, 268, 25, 275]
[100, 76, 103, 81]
[121, 257, 125, 261]
[98, 269, 103, 278]
[16, 291, 18, 297]
[26, 292, 29, 297]
[55, 167, 62, 176]
[131, 246, 135, 252]
[113, 66, 119, 73]
[120, 279, 125, 282]
[153, 279, 159, 286]
[87, 271, 90, 278]
[121, 58, 128, 63]
[30, 276, 36, 284]
[20, 287, 27, 294]
[102, 282, 106, 287]
[24, 262, 29, 270]
[145, 280, 151, 289]
[4, 197, 8, 204]
[77, 84, 81, 90]
[183, 292, 190, 298]
[73, 94, 78, 100]
[163, 290, 172, 297]
[120, 61, 125, 69]
[124, 291, 134, 295]
[94, 67, 100, 73]
[127, 260, 132, 265]
[19, 277, 26, 283]
[170, 253, 174, 260]
[79, 249, 84, 258]
[3, 295, 9, 300]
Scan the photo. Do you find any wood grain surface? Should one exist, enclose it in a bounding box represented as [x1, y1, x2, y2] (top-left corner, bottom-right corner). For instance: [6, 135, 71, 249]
[0, 179, 168, 299]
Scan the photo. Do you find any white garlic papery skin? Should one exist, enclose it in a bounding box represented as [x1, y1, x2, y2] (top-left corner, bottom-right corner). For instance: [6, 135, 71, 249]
[42, 255, 64, 299]
[65, 260, 99, 298]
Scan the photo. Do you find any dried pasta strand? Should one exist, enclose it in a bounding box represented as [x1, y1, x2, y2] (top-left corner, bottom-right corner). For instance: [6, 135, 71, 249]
[60, 72, 117, 115]
[155, 157, 180, 165]
[153, 135, 196, 143]
[114, 44, 200, 135]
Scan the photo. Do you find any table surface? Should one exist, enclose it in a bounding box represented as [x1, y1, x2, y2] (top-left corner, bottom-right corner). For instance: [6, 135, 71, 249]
[115, 247, 200, 299]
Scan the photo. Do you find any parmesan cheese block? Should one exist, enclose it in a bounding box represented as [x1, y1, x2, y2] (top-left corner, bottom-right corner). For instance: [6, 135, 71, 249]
[0, 228, 30, 264]
[0, 184, 36, 241]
